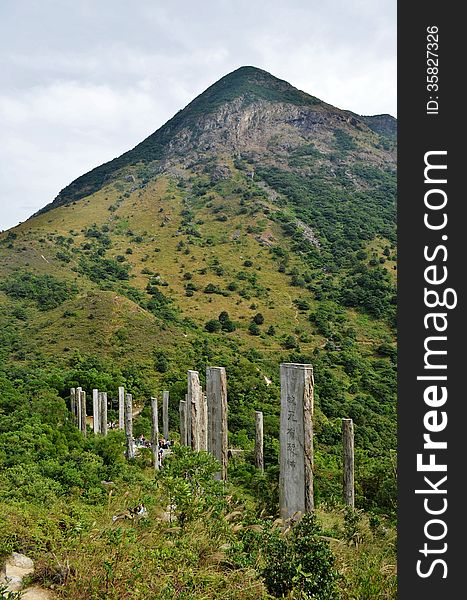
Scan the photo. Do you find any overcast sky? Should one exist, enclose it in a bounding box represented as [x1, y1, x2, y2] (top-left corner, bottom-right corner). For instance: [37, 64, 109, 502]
[0, 0, 396, 231]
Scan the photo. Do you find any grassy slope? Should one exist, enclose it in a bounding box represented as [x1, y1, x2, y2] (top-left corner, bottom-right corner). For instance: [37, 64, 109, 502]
[0, 168, 393, 392]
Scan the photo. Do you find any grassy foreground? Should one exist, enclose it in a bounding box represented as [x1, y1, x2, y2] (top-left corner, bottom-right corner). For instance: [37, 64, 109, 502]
[1, 438, 396, 599]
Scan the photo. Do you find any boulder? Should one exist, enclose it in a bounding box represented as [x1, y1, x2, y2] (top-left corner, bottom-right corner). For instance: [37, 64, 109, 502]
[0, 552, 35, 591]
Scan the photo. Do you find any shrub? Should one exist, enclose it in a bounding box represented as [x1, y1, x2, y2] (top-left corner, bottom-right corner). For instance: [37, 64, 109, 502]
[221, 320, 236, 332]
[283, 335, 298, 349]
[205, 319, 221, 333]
[204, 283, 221, 294]
[248, 322, 261, 336]
[262, 513, 340, 599]
[159, 445, 224, 527]
[218, 311, 230, 323]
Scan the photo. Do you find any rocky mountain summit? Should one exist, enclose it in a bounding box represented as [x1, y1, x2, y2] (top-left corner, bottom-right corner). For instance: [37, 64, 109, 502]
[40, 66, 396, 212]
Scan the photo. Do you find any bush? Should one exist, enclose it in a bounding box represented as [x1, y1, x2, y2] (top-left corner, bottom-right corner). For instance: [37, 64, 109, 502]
[283, 335, 298, 349]
[248, 322, 261, 336]
[205, 319, 221, 333]
[221, 319, 236, 332]
[204, 283, 221, 294]
[159, 446, 224, 527]
[262, 513, 340, 599]
[253, 313, 264, 325]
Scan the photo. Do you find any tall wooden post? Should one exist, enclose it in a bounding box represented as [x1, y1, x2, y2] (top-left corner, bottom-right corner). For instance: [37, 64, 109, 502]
[342, 418, 355, 508]
[118, 386, 125, 430]
[187, 370, 203, 451]
[206, 366, 228, 481]
[179, 399, 188, 446]
[279, 363, 314, 521]
[80, 390, 87, 436]
[162, 390, 169, 439]
[70, 388, 76, 425]
[255, 410, 264, 473]
[92, 389, 100, 434]
[151, 397, 159, 470]
[199, 393, 208, 451]
[76, 386, 82, 431]
[124, 393, 135, 459]
[99, 392, 108, 436]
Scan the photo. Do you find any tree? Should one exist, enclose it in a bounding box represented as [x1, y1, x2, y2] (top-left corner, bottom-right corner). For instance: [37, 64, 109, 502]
[221, 319, 236, 332]
[205, 319, 221, 333]
[253, 313, 264, 325]
[262, 513, 340, 599]
[248, 322, 261, 336]
[284, 335, 298, 349]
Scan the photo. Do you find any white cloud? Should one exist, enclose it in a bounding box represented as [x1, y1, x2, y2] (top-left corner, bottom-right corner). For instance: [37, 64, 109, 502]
[0, 0, 396, 230]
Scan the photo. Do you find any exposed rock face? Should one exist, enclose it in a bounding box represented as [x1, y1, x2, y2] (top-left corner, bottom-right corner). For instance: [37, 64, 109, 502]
[37, 65, 396, 213]
[163, 97, 391, 164]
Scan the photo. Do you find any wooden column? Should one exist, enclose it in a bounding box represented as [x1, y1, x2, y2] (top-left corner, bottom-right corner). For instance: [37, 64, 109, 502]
[76, 386, 82, 431]
[80, 390, 87, 436]
[179, 398, 188, 446]
[118, 386, 125, 430]
[151, 397, 159, 470]
[255, 410, 264, 473]
[342, 418, 355, 508]
[187, 370, 203, 451]
[162, 390, 169, 439]
[92, 389, 100, 434]
[206, 366, 228, 481]
[199, 393, 208, 451]
[70, 388, 77, 425]
[279, 363, 314, 521]
[99, 392, 108, 436]
[124, 393, 135, 459]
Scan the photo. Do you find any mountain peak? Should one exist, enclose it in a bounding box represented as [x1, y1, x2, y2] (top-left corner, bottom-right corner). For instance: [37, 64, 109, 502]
[39, 66, 324, 211]
[38, 66, 394, 213]
[188, 65, 321, 112]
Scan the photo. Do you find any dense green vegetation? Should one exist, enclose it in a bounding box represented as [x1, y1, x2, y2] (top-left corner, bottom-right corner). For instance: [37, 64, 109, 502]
[0, 272, 77, 310]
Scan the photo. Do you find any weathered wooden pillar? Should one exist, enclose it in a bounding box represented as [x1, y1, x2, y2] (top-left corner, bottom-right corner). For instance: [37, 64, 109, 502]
[92, 389, 100, 434]
[206, 366, 228, 480]
[179, 398, 188, 446]
[124, 393, 135, 459]
[187, 370, 203, 451]
[70, 388, 77, 425]
[76, 386, 82, 431]
[199, 393, 208, 451]
[151, 397, 159, 470]
[279, 363, 314, 521]
[255, 410, 264, 473]
[162, 390, 169, 439]
[342, 418, 355, 508]
[118, 386, 125, 430]
[80, 390, 87, 436]
[99, 392, 108, 436]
